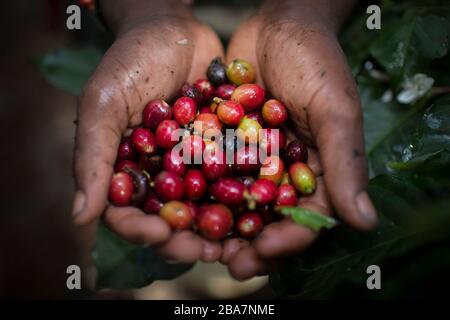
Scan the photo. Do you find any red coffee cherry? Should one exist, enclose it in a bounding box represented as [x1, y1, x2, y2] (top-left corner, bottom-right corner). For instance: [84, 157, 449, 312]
[194, 79, 215, 102]
[237, 212, 263, 238]
[173, 96, 197, 126]
[262, 99, 288, 127]
[142, 99, 172, 130]
[216, 100, 245, 126]
[231, 83, 266, 112]
[202, 149, 228, 181]
[154, 171, 185, 201]
[131, 128, 157, 155]
[248, 178, 278, 208]
[184, 169, 207, 200]
[163, 149, 187, 176]
[109, 172, 134, 206]
[275, 184, 298, 206]
[198, 204, 233, 240]
[210, 178, 247, 206]
[155, 120, 181, 149]
[160, 201, 193, 230]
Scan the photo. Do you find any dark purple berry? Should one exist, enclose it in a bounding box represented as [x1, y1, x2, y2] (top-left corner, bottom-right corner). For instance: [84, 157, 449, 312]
[207, 57, 227, 87]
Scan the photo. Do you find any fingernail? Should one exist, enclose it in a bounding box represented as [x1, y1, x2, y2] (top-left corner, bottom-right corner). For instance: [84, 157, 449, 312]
[72, 190, 86, 217]
[355, 191, 378, 227]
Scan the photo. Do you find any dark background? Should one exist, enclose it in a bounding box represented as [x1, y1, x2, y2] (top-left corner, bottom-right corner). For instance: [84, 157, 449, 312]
[0, 0, 81, 299]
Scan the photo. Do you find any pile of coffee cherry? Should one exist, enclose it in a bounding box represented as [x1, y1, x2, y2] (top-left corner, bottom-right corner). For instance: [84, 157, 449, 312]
[108, 58, 316, 241]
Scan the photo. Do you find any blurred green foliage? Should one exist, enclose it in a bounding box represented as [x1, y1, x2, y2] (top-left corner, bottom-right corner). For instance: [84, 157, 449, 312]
[38, 0, 450, 297]
[37, 46, 102, 95]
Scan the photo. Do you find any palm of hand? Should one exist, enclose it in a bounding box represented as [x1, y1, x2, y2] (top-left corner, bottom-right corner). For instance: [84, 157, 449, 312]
[221, 18, 376, 279]
[74, 18, 225, 263]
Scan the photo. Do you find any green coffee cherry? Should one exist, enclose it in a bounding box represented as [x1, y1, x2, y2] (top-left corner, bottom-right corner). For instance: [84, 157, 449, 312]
[288, 162, 316, 195]
[226, 59, 256, 85]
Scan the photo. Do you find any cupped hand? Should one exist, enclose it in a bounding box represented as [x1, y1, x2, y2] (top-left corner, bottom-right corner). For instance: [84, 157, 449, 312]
[223, 12, 378, 279]
[72, 14, 224, 264]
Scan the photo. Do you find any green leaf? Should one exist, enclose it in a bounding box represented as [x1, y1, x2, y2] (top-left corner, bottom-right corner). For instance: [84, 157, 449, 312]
[360, 81, 450, 177]
[357, 74, 427, 176]
[279, 207, 337, 232]
[386, 94, 450, 173]
[37, 46, 103, 95]
[369, 12, 450, 80]
[93, 223, 192, 289]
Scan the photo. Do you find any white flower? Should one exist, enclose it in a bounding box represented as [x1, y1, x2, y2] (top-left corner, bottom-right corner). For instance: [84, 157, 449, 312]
[396, 73, 434, 104]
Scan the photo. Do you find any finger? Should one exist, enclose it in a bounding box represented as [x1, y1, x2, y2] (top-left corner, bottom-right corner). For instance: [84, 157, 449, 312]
[188, 22, 225, 82]
[254, 177, 332, 258]
[227, 246, 268, 281]
[72, 84, 127, 225]
[256, 31, 378, 230]
[309, 67, 377, 230]
[304, 39, 378, 230]
[221, 238, 250, 265]
[103, 206, 171, 245]
[155, 231, 203, 263]
[72, 27, 194, 225]
[228, 246, 281, 280]
[201, 239, 222, 263]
